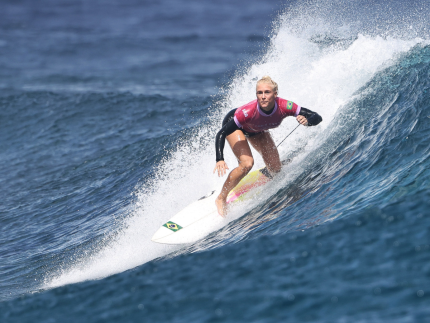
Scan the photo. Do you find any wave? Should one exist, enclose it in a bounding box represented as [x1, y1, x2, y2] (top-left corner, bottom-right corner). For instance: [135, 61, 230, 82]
[44, 2, 430, 289]
[189, 43, 430, 251]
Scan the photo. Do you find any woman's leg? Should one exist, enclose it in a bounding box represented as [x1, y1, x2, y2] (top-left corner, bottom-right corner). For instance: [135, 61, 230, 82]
[215, 130, 254, 216]
[247, 131, 282, 174]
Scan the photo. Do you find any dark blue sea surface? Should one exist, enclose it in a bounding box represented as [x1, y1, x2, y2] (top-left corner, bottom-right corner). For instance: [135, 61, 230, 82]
[1, 0, 430, 322]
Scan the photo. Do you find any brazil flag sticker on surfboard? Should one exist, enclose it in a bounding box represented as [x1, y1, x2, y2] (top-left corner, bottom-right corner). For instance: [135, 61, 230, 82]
[163, 221, 183, 232]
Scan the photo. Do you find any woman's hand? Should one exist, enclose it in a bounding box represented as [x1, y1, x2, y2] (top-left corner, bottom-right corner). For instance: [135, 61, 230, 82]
[213, 160, 229, 177]
[296, 115, 309, 126]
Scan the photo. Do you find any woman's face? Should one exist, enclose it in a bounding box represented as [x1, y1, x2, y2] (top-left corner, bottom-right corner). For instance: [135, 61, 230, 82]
[256, 83, 277, 111]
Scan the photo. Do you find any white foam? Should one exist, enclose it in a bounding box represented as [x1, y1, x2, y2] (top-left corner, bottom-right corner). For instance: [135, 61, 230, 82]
[45, 10, 425, 289]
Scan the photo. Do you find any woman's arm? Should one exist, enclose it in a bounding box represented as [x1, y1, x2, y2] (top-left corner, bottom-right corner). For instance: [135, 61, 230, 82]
[215, 119, 240, 162]
[298, 107, 322, 126]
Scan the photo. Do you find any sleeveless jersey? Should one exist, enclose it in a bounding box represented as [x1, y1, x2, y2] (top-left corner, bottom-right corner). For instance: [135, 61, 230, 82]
[233, 97, 301, 133]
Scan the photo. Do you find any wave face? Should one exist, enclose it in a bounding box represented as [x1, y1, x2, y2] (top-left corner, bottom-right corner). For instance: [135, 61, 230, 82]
[1, 0, 430, 321]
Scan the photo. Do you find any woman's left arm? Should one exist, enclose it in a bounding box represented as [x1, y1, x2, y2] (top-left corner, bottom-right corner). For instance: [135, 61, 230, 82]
[297, 107, 322, 126]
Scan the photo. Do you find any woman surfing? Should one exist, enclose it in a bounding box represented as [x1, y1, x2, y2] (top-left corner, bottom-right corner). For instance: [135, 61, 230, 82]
[213, 76, 322, 216]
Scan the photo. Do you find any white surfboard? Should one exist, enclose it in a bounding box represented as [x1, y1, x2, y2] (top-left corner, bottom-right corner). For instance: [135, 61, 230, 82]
[151, 166, 272, 244]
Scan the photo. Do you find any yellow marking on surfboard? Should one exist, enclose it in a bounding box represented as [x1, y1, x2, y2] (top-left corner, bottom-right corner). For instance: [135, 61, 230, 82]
[227, 168, 271, 203]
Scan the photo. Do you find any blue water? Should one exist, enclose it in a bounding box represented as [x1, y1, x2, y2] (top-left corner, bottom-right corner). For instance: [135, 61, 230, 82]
[1, 0, 430, 321]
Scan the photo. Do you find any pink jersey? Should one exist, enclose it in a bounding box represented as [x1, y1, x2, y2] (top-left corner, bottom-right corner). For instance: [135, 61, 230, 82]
[233, 97, 301, 133]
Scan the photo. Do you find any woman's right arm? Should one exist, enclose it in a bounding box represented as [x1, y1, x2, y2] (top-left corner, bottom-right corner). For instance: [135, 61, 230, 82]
[213, 119, 240, 176]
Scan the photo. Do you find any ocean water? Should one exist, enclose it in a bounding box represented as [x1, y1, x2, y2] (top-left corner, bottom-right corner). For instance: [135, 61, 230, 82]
[1, 0, 430, 322]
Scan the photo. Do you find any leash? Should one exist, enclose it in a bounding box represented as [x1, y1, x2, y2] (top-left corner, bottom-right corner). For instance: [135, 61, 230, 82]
[276, 124, 300, 148]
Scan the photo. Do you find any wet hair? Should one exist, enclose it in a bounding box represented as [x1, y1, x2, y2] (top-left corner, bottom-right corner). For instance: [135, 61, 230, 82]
[256, 76, 278, 93]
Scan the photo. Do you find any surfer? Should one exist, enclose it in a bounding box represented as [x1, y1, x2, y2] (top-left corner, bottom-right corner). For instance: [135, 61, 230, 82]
[213, 76, 322, 216]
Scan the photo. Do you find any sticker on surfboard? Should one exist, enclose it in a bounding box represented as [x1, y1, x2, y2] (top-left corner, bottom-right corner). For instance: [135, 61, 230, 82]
[163, 221, 183, 232]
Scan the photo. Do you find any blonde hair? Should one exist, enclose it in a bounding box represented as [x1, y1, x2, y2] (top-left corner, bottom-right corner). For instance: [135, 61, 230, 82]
[256, 76, 278, 93]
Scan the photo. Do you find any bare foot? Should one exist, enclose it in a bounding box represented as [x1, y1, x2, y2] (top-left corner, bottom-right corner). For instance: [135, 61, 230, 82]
[215, 196, 227, 217]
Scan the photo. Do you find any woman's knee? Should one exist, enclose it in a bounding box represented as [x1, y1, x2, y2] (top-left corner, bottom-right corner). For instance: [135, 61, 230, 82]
[239, 157, 254, 173]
